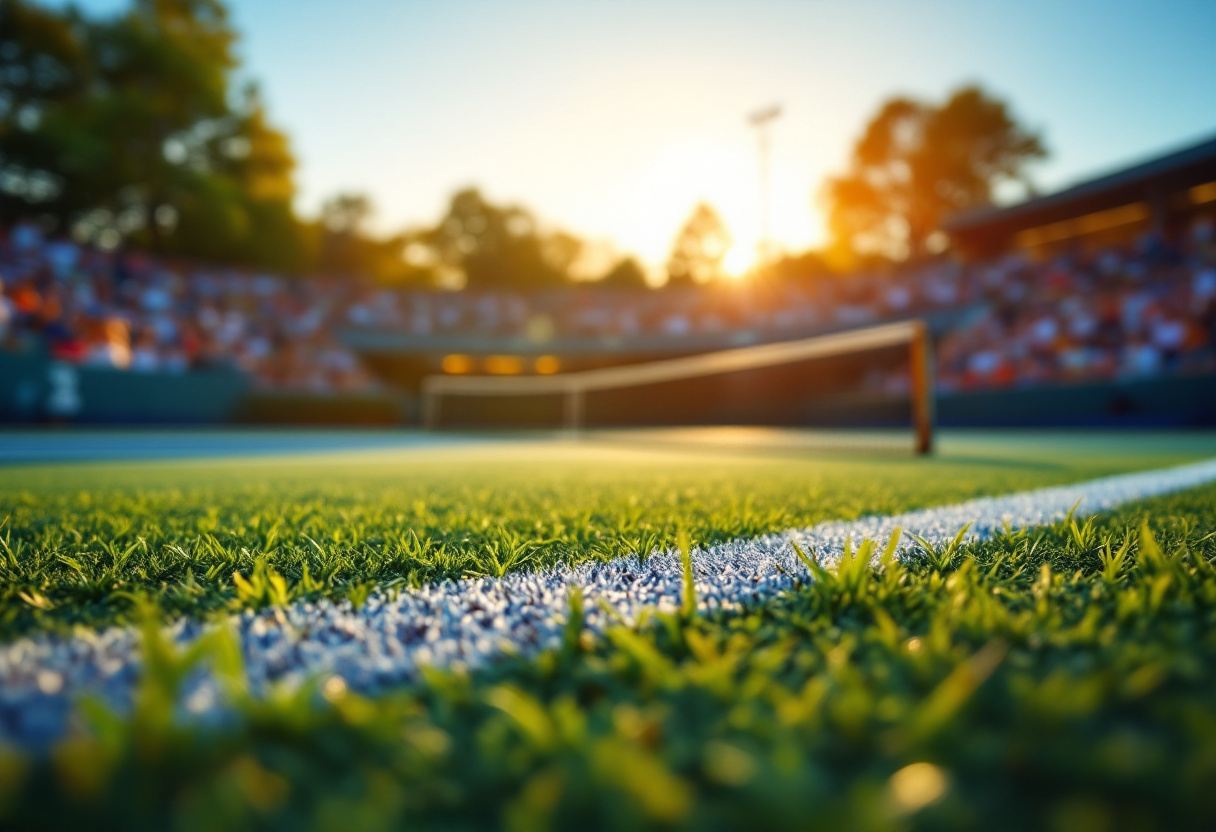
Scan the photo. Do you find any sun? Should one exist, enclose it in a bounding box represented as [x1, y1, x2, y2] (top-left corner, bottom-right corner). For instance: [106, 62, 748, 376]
[605, 138, 761, 272]
[722, 241, 757, 278]
[588, 132, 818, 279]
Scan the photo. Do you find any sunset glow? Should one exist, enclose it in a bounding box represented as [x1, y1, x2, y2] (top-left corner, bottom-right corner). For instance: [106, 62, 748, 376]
[56, 0, 1216, 277]
[603, 137, 811, 279]
[189, 0, 1216, 277]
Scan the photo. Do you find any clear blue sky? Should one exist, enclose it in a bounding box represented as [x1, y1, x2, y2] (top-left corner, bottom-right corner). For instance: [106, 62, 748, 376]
[62, 0, 1216, 272]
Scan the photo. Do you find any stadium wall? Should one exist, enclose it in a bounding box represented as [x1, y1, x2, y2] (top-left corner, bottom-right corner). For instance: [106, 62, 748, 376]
[235, 390, 412, 426]
[798, 374, 1216, 429]
[936, 373, 1216, 428]
[793, 373, 1216, 429]
[0, 348, 248, 424]
[0, 348, 414, 427]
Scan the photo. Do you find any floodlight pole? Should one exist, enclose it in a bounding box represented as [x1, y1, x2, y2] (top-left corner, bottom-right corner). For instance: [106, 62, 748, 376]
[748, 104, 782, 269]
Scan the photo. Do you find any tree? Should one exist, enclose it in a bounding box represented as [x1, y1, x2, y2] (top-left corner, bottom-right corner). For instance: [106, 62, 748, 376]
[541, 230, 583, 279]
[665, 202, 730, 287]
[306, 192, 420, 283]
[313, 192, 374, 276]
[823, 85, 1046, 261]
[321, 192, 373, 236]
[0, 0, 305, 269]
[756, 250, 833, 287]
[0, 0, 93, 223]
[421, 188, 576, 290]
[597, 256, 649, 290]
[170, 83, 303, 268]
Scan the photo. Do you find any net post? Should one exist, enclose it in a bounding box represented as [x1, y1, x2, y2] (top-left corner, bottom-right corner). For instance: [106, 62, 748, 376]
[909, 321, 935, 455]
[563, 386, 584, 433]
[423, 387, 440, 430]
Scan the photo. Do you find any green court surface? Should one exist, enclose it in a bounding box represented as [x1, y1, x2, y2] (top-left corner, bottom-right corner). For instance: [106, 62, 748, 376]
[1, 429, 1214, 633]
[3, 429, 1216, 831]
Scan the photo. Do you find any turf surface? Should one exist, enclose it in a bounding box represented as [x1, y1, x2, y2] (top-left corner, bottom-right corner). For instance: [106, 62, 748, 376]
[2, 431, 1214, 635]
[2, 436, 1216, 831]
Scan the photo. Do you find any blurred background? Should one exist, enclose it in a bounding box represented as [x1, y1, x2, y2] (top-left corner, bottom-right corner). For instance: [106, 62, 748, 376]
[1, 0, 1214, 430]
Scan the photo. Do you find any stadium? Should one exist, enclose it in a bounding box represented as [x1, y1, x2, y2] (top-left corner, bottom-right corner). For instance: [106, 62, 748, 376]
[2, 1, 1216, 830]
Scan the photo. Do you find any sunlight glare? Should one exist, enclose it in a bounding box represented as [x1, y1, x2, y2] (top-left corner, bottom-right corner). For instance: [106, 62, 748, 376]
[722, 242, 756, 278]
[594, 134, 810, 276]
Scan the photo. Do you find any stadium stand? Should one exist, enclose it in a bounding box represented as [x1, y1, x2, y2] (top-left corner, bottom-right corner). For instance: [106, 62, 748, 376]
[0, 224, 374, 393]
[1, 136, 1214, 426]
[945, 134, 1216, 258]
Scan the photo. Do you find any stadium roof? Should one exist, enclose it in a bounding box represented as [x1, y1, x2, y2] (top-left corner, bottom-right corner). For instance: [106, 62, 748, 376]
[944, 133, 1216, 253]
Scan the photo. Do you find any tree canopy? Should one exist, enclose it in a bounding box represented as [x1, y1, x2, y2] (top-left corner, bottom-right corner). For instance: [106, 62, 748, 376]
[665, 202, 731, 287]
[823, 85, 1046, 262]
[597, 256, 650, 290]
[416, 188, 581, 290]
[0, 0, 303, 268]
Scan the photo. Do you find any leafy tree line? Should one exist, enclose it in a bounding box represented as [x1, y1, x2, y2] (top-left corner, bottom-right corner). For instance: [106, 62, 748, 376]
[311, 186, 655, 290]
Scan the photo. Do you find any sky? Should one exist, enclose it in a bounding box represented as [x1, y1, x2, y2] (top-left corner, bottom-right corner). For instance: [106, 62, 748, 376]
[67, 0, 1216, 275]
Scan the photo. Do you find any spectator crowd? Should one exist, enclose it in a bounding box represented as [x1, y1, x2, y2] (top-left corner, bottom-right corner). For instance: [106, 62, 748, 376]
[2, 219, 1214, 396]
[0, 223, 374, 393]
[936, 227, 1216, 391]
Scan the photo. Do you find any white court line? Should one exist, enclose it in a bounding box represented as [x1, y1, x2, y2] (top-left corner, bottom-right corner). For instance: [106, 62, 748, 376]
[3, 458, 1216, 747]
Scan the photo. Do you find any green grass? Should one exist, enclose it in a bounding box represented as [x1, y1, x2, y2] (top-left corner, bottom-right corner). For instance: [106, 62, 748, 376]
[4, 465, 1216, 831]
[1, 431, 1213, 634]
